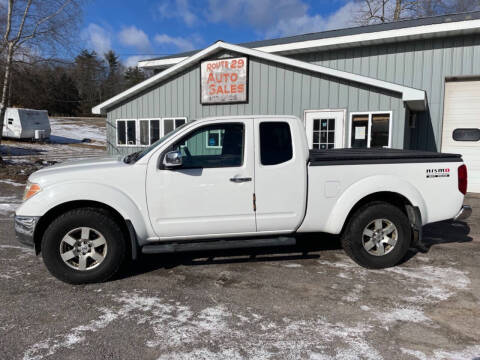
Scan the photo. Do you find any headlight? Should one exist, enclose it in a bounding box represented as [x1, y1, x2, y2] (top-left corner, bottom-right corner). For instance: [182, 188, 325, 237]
[23, 181, 42, 201]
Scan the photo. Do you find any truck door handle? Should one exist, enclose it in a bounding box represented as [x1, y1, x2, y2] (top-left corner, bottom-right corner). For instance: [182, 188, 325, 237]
[230, 177, 252, 183]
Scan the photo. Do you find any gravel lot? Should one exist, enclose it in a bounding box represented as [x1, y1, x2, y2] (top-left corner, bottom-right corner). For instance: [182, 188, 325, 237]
[1, 119, 479, 359]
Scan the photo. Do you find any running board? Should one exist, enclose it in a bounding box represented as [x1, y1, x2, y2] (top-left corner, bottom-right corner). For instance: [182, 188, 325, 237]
[141, 236, 296, 254]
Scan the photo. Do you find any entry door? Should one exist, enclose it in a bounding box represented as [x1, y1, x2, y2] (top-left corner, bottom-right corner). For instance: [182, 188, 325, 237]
[441, 80, 480, 193]
[146, 119, 256, 239]
[305, 110, 345, 149]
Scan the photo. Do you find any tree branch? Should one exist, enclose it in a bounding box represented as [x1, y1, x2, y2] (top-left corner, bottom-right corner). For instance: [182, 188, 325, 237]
[18, 0, 73, 46]
[3, 0, 13, 45]
[13, 0, 33, 45]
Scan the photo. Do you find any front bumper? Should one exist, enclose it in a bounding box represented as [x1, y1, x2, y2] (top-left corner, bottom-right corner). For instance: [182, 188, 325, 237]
[14, 215, 40, 249]
[453, 205, 472, 221]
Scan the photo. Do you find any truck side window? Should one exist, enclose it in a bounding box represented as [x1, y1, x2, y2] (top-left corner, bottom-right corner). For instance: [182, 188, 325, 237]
[260, 122, 293, 165]
[172, 123, 244, 168]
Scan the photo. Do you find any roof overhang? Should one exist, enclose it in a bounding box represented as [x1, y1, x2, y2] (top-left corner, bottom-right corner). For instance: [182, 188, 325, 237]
[92, 41, 426, 115]
[138, 17, 480, 70]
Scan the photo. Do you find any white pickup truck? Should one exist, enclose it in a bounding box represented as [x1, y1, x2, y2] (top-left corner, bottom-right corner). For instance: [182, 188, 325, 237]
[15, 116, 471, 284]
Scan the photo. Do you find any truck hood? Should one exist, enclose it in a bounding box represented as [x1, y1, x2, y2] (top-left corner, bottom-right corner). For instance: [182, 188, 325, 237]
[29, 156, 130, 186]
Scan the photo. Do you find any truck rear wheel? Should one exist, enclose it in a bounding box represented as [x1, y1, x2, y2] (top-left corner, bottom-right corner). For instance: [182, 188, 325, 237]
[41, 208, 126, 284]
[341, 201, 411, 269]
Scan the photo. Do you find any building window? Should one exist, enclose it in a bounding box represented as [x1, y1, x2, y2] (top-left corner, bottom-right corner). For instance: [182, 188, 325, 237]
[349, 112, 392, 149]
[150, 120, 160, 144]
[139, 119, 162, 146]
[206, 129, 224, 148]
[117, 119, 136, 146]
[260, 122, 293, 165]
[162, 118, 186, 136]
[313, 118, 335, 150]
[116, 117, 187, 147]
[126, 120, 136, 145]
[139, 120, 149, 146]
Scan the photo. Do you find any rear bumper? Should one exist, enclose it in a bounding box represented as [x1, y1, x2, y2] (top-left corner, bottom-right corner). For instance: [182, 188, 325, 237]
[453, 205, 472, 221]
[14, 215, 40, 249]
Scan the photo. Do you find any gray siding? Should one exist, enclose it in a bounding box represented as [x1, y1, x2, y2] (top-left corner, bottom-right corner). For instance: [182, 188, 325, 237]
[107, 55, 404, 155]
[292, 34, 480, 150]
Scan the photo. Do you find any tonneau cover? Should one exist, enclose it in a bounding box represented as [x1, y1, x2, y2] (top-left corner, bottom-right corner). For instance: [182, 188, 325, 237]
[309, 148, 462, 166]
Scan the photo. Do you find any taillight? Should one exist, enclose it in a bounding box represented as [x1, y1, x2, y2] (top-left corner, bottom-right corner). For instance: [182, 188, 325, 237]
[458, 164, 467, 195]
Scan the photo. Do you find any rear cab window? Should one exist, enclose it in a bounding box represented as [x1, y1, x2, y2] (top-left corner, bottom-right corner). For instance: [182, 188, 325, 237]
[259, 122, 293, 165]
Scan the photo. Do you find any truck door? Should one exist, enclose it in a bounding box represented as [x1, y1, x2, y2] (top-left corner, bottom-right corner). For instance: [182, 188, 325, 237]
[146, 119, 256, 239]
[254, 118, 308, 232]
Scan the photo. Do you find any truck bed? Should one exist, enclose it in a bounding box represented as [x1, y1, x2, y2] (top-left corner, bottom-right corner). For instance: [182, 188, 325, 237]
[309, 148, 462, 166]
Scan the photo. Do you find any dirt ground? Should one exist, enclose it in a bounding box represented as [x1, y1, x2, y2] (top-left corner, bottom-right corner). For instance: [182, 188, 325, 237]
[0, 119, 479, 359]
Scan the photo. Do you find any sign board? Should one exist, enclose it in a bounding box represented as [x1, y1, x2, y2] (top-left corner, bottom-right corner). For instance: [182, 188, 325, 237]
[201, 57, 248, 104]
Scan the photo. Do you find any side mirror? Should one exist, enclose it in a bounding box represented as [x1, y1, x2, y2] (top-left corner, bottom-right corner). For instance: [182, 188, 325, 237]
[163, 150, 183, 168]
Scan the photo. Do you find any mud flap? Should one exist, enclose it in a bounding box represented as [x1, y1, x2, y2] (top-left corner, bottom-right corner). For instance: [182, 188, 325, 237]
[405, 205, 427, 252]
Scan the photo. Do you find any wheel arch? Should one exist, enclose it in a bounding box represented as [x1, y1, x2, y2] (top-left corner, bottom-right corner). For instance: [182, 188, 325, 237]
[322, 175, 428, 234]
[33, 200, 138, 259]
[341, 191, 413, 233]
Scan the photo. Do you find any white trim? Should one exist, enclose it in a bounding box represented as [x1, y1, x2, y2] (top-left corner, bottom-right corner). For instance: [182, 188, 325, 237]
[138, 118, 163, 146]
[205, 129, 224, 149]
[348, 111, 393, 148]
[304, 109, 346, 149]
[162, 117, 187, 137]
[115, 119, 137, 147]
[115, 117, 187, 147]
[93, 41, 426, 115]
[138, 18, 480, 70]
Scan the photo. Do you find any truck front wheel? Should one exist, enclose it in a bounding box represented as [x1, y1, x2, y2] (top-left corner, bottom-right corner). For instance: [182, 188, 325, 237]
[341, 201, 411, 269]
[41, 208, 126, 284]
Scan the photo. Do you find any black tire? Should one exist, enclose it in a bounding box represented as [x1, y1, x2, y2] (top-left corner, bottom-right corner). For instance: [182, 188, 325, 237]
[41, 208, 126, 284]
[341, 201, 411, 269]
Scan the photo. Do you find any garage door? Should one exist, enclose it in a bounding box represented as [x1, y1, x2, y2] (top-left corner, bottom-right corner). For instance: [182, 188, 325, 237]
[441, 80, 480, 193]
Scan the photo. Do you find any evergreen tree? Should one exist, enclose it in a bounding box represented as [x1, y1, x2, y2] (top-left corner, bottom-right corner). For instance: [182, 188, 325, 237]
[124, 66, 147, 89]
[103, 50, 123, 99]
[72, 50, 107, 115]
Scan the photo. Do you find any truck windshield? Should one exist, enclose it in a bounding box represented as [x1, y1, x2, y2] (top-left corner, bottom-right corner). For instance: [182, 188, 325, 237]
[124, 122, 192, 163]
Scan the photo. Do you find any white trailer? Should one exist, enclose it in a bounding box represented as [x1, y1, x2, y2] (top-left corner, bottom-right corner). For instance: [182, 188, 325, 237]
[2, 107, 51, 140]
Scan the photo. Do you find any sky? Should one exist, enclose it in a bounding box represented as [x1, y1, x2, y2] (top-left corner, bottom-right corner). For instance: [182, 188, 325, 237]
[80, 0, 362, 67]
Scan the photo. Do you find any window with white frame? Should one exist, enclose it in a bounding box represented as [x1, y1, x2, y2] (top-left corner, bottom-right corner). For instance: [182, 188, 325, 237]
[117, 119, 136, 146]
[162, 118, 187, 136]
[206, 129, 224, 148]
[139, 119, 162, 146]
[349, 112, 392, 149]
[116, 118, 187, 146]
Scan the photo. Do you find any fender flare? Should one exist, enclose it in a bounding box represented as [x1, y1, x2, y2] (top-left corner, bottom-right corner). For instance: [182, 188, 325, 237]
[323, 175, 428, 234]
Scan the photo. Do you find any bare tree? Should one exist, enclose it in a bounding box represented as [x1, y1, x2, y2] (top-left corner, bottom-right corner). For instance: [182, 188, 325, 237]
[356, 0, 480, 24]
[0, 0, 82, 163]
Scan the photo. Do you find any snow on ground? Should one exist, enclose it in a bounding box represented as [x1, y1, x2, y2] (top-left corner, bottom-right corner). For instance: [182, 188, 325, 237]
[22, 291, 382, 360]
[21, 280, 479, 360]
[0, 195, 21, 217]
[49, 118, 106, 145]
[0, 179, 24, 187]
[1, 117, 106, 162]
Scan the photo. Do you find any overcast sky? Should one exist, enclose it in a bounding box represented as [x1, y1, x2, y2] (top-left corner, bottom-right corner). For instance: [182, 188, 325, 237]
[80, 0, 361, 67]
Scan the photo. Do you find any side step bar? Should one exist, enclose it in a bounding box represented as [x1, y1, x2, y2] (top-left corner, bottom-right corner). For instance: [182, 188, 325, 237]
[141, 236, 296, 255]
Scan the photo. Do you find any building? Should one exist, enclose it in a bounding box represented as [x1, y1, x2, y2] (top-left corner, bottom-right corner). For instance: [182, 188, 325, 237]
[92, 12, 480, 192]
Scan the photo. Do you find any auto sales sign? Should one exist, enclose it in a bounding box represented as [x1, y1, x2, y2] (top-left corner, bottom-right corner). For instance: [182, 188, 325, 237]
[201, 57, 248, 104]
